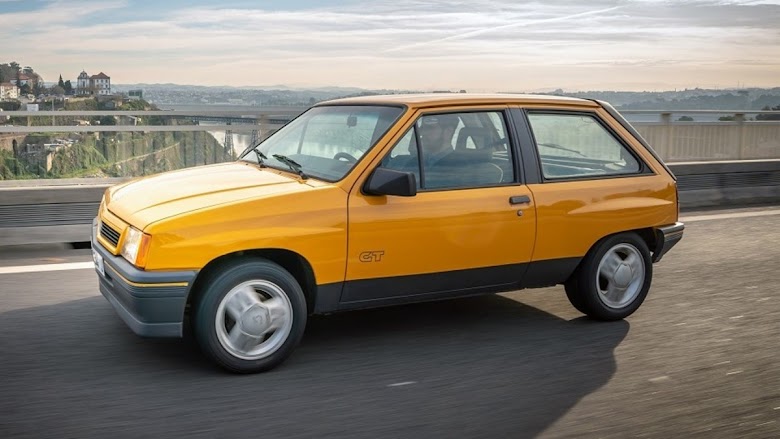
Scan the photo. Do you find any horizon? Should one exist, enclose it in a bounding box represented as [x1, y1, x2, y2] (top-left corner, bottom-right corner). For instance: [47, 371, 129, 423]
[2, 0, 779, 91]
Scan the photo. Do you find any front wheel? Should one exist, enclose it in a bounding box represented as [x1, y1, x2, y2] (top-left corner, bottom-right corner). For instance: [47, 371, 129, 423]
[565, 233, 652, 321]
[192, 259, 307, 373]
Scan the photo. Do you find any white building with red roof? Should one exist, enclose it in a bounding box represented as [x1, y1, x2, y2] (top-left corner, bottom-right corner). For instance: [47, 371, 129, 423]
[76, 71, 112, 96]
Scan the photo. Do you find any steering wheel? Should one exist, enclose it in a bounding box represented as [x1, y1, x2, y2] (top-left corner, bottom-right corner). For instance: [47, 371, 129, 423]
[488, 137, 509, 148]
[334, 152, 357, 163]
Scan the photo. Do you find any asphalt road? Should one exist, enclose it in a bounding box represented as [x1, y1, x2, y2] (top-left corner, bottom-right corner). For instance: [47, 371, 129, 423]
[1, 208, 779, 438]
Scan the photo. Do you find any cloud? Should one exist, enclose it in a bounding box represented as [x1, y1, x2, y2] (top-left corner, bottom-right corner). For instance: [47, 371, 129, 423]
[2, 0, 126, 29]
[382, 6, 624, 52]
[2, 0, 779, 90]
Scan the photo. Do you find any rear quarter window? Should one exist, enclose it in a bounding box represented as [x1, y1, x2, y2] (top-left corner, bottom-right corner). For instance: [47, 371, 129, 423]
[527, 113, 641, 180]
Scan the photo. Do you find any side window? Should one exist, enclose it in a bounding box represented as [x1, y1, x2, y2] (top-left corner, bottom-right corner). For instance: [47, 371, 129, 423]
[527, 113, 641, 180]
[381, 111, 514, 190]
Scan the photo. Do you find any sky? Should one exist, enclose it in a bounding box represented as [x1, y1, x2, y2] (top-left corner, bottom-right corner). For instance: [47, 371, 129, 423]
[1, 0, 779, 92]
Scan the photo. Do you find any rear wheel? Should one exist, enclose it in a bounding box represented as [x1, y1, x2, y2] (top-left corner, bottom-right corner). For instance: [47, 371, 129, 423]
[192, 259, 307, 373]
[565, 233, 652, 320]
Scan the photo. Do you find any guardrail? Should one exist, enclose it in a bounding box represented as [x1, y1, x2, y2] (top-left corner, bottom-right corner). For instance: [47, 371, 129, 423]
[2, 160, 779, 247]
[2, 109, 778, 163]
[1, 108, 779, 246]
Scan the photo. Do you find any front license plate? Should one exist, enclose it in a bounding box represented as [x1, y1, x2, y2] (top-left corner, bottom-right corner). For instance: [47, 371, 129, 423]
[93, 250, 105, 277]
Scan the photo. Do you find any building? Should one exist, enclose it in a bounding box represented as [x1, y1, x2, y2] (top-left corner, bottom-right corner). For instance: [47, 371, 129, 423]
[76, 71, 90, 95]
[76, 70, 112, 96]
[128, 89, 143, 100]
[10, 73, 39, 88]
[0, 82, 19, 100]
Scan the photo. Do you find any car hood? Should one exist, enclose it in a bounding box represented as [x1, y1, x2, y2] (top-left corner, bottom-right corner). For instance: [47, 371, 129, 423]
[106, 162, 309, 230]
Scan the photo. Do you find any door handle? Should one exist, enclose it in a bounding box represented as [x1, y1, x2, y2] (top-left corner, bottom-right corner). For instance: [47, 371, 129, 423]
[509, 195, 531, 205]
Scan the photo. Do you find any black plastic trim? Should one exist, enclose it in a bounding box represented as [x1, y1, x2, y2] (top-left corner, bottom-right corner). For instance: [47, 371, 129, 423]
[92, 218, 196, 338]
[313, 282, 345, 314]
[508, 108, 542, 185]
[323, 257, 582, 313]
[340, 264, 527, 304]
[522, 257, 582, 288]
[509, 195, 531, 205]
[652, 222, 685, 263]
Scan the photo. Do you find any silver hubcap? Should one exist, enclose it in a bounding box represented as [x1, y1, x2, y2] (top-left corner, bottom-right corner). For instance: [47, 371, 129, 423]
[596, 243, 645, 309]
[215, 280, 293, 360]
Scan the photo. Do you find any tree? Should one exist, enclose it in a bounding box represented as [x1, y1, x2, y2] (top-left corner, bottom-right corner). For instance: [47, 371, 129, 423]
[63, 80, 73, 95]
[756, 105, 780, 121]
[32, 81, 44, 96]
[58, 75, 65, 88]
[50, 85, 65, 96]
[98, 116, 116, 126]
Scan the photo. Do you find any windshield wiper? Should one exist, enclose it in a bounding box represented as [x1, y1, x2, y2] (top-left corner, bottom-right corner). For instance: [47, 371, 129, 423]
[538, 142, 586, 157]
[272, 154, 308, 179]
[252, 147, 268, 167]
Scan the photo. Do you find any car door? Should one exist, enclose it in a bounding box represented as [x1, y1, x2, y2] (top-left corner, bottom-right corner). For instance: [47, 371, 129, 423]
[511, 106, 678, 288]
[340, 108, 537, 307]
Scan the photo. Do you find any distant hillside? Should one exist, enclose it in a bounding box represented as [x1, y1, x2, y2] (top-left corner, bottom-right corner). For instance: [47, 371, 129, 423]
[539, 88, 780, 110]
[111, 82, 780, 110]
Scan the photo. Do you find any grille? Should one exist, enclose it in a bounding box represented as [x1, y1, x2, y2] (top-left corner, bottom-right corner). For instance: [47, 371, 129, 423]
[100, 222, 121, 247]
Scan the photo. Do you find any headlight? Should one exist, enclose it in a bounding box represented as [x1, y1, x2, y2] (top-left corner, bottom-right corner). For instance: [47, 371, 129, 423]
[121, 226, 151, 267]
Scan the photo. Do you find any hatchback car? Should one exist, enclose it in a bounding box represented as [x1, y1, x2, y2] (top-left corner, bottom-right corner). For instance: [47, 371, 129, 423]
[93, 94, 683, 373]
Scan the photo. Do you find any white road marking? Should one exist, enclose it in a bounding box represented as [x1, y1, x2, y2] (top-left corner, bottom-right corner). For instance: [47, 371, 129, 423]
[0, 262, 94, 275]
[682, 209, 780, 223]
[387, 381, 416, 387]
[648, 376, 670, 383]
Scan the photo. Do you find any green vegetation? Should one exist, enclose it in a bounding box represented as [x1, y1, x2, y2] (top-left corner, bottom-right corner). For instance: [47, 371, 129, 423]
[756, 105, 780, 121]
[2, 94, 229, 180]
[0, 150, 33, 180]
[4, 129, 228, 180]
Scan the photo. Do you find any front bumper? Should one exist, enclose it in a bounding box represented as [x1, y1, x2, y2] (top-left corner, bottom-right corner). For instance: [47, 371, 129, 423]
[652, 222, 685, 263]
[92, 218, 197, 337]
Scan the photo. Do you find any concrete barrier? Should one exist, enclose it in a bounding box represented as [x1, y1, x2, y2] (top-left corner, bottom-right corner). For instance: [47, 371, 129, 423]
[1, 161, 779, 246]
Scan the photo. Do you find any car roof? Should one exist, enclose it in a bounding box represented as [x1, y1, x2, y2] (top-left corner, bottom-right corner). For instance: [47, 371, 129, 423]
[319, 93, 600, 109]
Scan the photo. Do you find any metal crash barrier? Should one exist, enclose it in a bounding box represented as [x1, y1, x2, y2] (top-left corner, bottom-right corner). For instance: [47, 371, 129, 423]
[1, 160, 779, 246]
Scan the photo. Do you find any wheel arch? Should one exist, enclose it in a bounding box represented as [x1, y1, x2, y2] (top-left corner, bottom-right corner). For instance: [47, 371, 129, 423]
[565, 227, 657, 283]
[186, 248, 318, 318]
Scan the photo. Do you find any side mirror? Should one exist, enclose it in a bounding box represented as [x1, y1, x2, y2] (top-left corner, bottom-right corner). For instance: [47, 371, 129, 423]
[363, 168, 417, 197]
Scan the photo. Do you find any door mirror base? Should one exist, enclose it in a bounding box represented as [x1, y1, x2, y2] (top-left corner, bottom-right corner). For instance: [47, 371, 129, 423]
[363, 168, 417, 197]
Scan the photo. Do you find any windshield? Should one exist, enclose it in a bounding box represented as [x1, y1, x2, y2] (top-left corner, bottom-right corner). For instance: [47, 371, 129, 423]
[240, 105, 404, 181]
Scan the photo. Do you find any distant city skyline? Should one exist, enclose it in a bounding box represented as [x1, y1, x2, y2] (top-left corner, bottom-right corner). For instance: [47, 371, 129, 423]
[2, 0, 779, 92]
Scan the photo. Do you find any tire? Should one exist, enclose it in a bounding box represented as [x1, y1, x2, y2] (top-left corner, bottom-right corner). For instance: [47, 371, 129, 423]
[564, 232, 652, 321]
[192, 258, 307, 373]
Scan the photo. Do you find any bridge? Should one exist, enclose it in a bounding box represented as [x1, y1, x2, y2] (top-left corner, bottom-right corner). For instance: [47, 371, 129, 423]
[1, 107, 779, 438]
[1, 108, 779, 246]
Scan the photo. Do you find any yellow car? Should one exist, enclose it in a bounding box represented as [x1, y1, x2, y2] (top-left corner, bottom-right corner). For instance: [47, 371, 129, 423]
[92, 94, 684, 373]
